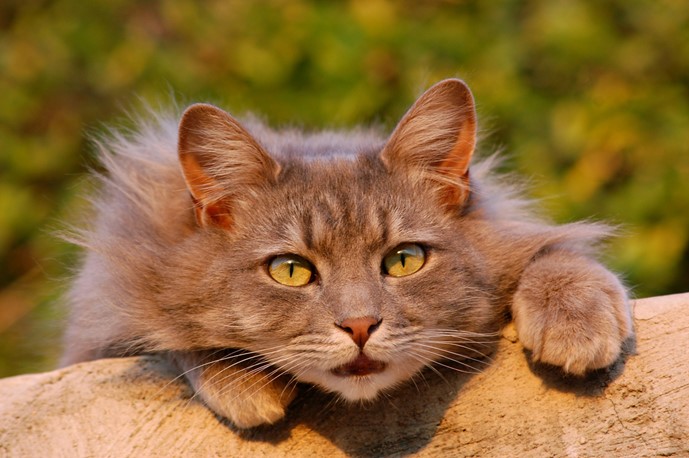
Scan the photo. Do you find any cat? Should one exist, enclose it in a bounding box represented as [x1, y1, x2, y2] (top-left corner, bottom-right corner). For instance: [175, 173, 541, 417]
[61, 79, 633, 429]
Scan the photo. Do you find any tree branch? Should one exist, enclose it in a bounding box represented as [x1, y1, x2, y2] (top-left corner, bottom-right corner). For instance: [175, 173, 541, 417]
[1, 294, 687, 457]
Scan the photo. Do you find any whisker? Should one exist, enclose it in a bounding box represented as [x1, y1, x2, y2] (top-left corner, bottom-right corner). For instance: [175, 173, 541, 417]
[411, 347, 487, 375]
[406, 351, 450, 384]
[200, 353, 299, 400]
[423, 328, 502, 337]
[415, 340, 493, 361]
[214, 355, 309, 407]
[414, 345, 493, 368]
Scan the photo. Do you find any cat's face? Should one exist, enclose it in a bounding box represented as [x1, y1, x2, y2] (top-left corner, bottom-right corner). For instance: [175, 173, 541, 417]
[174, 79, 498, 400]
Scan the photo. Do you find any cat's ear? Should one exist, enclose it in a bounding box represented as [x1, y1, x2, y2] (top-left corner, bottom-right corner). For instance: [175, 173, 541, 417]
[381, 78, 477, 208]
[178, 104, 279, 229]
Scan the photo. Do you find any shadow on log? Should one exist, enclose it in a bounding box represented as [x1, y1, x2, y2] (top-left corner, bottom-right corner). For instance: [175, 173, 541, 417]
[1, 294, 688, 457]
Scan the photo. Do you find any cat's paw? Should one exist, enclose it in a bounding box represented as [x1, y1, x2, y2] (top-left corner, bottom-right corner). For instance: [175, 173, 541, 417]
[512, 252, 633, 375]
[195, 370, 297, 428]
[174, 351, 298, 428]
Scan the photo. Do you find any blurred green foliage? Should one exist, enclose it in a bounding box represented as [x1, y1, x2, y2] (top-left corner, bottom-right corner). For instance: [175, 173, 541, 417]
[1, 0, 688, 377]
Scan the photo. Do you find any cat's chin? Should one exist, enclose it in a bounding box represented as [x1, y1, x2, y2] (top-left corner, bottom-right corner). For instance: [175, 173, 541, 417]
[296, 356, 426, 402]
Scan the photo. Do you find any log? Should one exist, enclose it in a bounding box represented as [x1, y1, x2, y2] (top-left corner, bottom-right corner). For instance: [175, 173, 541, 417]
[1, 294, 687, 457]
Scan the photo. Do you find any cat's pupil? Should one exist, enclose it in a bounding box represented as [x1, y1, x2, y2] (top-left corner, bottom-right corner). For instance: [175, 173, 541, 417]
[400, 253, 406, 268]
[289, 261, 294, 278]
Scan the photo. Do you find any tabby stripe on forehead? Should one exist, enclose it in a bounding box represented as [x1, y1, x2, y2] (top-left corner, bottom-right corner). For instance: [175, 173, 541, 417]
[354, 199, 366, 231]
[302, 210, 314, 250]
[315, 198, 337, 228]
[377, 205, 389, 247]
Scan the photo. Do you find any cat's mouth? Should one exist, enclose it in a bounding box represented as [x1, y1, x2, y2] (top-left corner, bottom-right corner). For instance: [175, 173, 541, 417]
[331, 353, 387, 377]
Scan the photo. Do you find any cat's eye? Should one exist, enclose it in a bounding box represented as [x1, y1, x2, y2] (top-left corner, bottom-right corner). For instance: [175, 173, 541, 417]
[383, 243, 426, 277]
[268, 255, 314, 287]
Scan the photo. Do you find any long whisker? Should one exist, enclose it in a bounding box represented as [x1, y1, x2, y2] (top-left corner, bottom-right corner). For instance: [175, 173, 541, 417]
[411, 347, 487, 375]
[213, 355, 308, 406]
[416, 340, 496, 360]
[195, 353, 300, 403]
[413, 342, 494, 367]
[167, 342, 293, 387]
[423, 328, 502, 337]
[191, 347, 296, 394]
[406, 351, 450, 384]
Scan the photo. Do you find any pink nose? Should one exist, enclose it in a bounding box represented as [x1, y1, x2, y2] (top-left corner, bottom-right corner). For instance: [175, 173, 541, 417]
[337, 316, 382, 348]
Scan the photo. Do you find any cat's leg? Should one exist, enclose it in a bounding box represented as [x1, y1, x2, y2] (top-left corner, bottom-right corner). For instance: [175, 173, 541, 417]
[171, 350, 298, 428]
[512, 250, 633, 375]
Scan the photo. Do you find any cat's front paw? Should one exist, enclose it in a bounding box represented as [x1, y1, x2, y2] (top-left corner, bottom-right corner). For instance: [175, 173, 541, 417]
[174, 351, 298, 428]
[196, 371, 297, 428]
[512, 252, 633, 375]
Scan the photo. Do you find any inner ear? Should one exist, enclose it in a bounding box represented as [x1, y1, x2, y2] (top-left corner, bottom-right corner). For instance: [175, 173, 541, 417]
[178, 103, 279, 229]
[381, 78, 477, 208]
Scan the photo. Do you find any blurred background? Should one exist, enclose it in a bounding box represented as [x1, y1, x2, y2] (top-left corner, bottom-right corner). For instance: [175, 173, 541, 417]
[1, 0, 688, 377]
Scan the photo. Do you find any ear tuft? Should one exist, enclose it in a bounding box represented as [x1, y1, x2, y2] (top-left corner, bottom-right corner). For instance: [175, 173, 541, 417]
[178, 104, 279, 229]
[381, 79, 477, 208]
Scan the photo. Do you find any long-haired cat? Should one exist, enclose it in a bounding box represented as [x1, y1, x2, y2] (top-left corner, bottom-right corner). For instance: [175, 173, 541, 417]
[61, 79, 633, 428]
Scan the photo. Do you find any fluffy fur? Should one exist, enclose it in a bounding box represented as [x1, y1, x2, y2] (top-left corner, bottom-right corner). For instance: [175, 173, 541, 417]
[61, 79, 633, 428]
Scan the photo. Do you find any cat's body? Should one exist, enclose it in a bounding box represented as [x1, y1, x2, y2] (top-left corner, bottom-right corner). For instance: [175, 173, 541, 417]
[62, 80, 633, 428]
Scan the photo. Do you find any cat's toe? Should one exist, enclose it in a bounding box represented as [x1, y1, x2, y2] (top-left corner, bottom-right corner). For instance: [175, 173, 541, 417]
[522, 318, 627, 375]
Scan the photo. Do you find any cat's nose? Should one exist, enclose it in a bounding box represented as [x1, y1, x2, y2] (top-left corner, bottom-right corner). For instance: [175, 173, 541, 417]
[336, 316, 382, 349]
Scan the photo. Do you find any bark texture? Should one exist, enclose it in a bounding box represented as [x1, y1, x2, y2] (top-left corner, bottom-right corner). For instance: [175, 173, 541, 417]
[1, 294, 687, 457]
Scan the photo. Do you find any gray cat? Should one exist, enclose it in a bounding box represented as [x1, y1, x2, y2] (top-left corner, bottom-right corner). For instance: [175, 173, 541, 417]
[61, 79, 633, 428]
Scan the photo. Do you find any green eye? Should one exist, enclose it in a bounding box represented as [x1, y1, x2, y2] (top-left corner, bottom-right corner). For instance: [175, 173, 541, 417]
[383, 243, 426, 277]
[268, 255, 314, 286]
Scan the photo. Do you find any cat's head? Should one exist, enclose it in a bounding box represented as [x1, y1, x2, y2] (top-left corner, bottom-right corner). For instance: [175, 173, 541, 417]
[173, 79, 497, 400]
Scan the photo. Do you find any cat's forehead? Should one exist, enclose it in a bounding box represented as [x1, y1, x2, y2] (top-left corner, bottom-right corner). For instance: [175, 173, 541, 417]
[249, 154, 449, 259]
